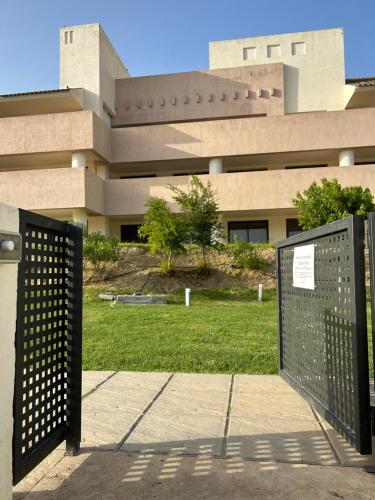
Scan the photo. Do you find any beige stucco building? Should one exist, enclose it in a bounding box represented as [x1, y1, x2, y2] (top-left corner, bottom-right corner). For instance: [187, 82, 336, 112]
[1, 23, 375, 243]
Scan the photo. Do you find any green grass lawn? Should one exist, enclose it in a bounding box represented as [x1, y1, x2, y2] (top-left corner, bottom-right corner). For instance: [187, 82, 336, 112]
[83, 288, 278, 374]
[82, 287, 375, 375]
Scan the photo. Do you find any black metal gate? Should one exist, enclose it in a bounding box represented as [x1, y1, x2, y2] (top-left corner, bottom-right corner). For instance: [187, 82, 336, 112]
[13, 210, 83, 485]
[277, 215, 372, 454]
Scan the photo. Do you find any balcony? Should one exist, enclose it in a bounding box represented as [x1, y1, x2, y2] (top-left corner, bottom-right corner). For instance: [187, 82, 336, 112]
[0, 167, 103, 214]
[0, 164, 374, 217]
[104, 165, 375, 216]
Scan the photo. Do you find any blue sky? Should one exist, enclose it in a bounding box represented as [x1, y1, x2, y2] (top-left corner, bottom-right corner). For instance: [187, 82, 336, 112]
[1, 0, 374, 94]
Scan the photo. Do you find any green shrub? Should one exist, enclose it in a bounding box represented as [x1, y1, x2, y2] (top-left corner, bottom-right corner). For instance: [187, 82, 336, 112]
[83, 231, 119, 279]
[293, 178, 375, 230]
[169, 175, 223, 267]
[138, 197, 187, 272]
[231, 240, 267, 270]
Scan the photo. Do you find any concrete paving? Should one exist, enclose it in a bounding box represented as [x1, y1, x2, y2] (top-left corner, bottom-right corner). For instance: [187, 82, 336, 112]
[13, 371, 375, 499]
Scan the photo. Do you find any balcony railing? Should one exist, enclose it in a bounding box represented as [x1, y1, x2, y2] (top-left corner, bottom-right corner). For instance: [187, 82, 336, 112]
[104, 165, 375, 215]
[0, 164, 374, 217]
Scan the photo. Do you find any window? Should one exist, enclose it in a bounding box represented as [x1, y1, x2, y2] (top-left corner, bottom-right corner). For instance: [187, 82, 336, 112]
[267, 44, 281, 58]
[228, 221, 269, 243]
[286, 218, 303, 238]
[64, 30, 74, 44]
[291, 41, 306, 55]
[243, 47, 256, 61]
[121, 224, 143, 243]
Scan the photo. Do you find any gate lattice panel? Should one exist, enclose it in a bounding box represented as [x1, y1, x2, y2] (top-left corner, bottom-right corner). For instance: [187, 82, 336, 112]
[277, 216, 372, 454]
[13, 210, 82, 485]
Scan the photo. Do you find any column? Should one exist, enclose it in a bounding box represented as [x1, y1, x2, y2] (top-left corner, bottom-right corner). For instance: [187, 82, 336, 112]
[0, 203, 19, 499]
[88, 216, 110, 236]
[71, 152, 86, 168]
[209, 158, 223, 174]
[72, 208, 88, 230]
[339, 149, 354, 167]
[96, 164, 109, 179]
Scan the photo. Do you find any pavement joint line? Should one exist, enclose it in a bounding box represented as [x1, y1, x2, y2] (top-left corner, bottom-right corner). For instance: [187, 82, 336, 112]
[114, 372, 175, 452]
[221, 374, 235, 458]
[310, 406, 344, 466]
[82, 371, 119, 400]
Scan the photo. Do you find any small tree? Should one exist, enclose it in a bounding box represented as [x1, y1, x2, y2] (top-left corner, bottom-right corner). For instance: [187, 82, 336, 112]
[138, 197, 187, 273]
[293, 178, 375, 230]
[83, 231, 119, 280]
[169, 175, 223, 268]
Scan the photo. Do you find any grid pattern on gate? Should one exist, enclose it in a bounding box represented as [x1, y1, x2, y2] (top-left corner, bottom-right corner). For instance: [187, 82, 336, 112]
[277, 216, 371, 454]
[13, 211, 82, 485]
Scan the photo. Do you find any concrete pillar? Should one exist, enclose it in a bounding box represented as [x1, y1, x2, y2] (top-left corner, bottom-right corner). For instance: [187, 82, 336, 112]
[0, 203, 19, 499]
[96, 164, 109, 180]
[72, 208, 88, 230]
[71, 152, 86, 168]
[209, 158, 223, 174]
[339, 149, 354, 167]
[89, 216, 110, 236]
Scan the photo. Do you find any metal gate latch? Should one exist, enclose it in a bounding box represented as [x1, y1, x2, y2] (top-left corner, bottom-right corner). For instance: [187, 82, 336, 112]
[0, 231, 21, 263]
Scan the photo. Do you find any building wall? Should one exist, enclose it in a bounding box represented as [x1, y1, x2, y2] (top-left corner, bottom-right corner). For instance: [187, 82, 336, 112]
[60, 23, 129, 124]
[112, 64, 284, 127]
[209, 28, 345, 113]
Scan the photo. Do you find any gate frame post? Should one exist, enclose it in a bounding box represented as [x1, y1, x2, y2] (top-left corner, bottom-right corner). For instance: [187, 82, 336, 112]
[0, 203, 20, 499]
[366, 212, 375, 435]
[65, 223, 83, 456]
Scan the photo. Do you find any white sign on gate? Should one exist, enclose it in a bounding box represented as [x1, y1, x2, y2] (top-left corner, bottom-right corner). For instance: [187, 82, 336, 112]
[292, 244, 315, 290]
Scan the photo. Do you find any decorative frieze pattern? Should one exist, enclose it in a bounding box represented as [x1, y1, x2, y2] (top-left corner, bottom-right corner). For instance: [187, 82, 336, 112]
[120, 87, 281, 111]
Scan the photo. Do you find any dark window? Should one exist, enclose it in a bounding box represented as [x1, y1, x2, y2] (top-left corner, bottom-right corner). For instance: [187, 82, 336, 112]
[228, 220, 269, 243]
[120, 174, 156, 179]
[121, 224, 143, 243]
[286, 218, 303, 238]
[228, 168, 267, 173]
[172, 171, 209, 176]
[285, 164, 327, 170]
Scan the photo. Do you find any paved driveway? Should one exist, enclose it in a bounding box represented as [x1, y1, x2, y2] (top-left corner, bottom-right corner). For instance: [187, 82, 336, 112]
[14, 372, 375, 499]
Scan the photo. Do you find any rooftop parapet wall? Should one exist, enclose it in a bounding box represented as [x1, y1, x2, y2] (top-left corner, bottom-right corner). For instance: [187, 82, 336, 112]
[112, 64, 284, 127]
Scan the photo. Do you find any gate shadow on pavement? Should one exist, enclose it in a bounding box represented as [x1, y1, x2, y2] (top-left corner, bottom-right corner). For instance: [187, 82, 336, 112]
[13, 433, 375, 500]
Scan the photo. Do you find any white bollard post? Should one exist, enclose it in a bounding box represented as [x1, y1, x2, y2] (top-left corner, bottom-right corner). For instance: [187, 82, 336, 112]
[0, 203, 20, 499]
[258, 284, 263, 303]
[185, 288, 191, 307]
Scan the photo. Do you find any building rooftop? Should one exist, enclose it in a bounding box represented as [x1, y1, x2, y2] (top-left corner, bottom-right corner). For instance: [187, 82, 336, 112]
[0, 88, 79, 98]
[346, 77, 375, 87]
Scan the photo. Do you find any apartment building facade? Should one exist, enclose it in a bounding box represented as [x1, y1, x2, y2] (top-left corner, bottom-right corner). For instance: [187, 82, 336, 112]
[0, 24, 375, 243]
